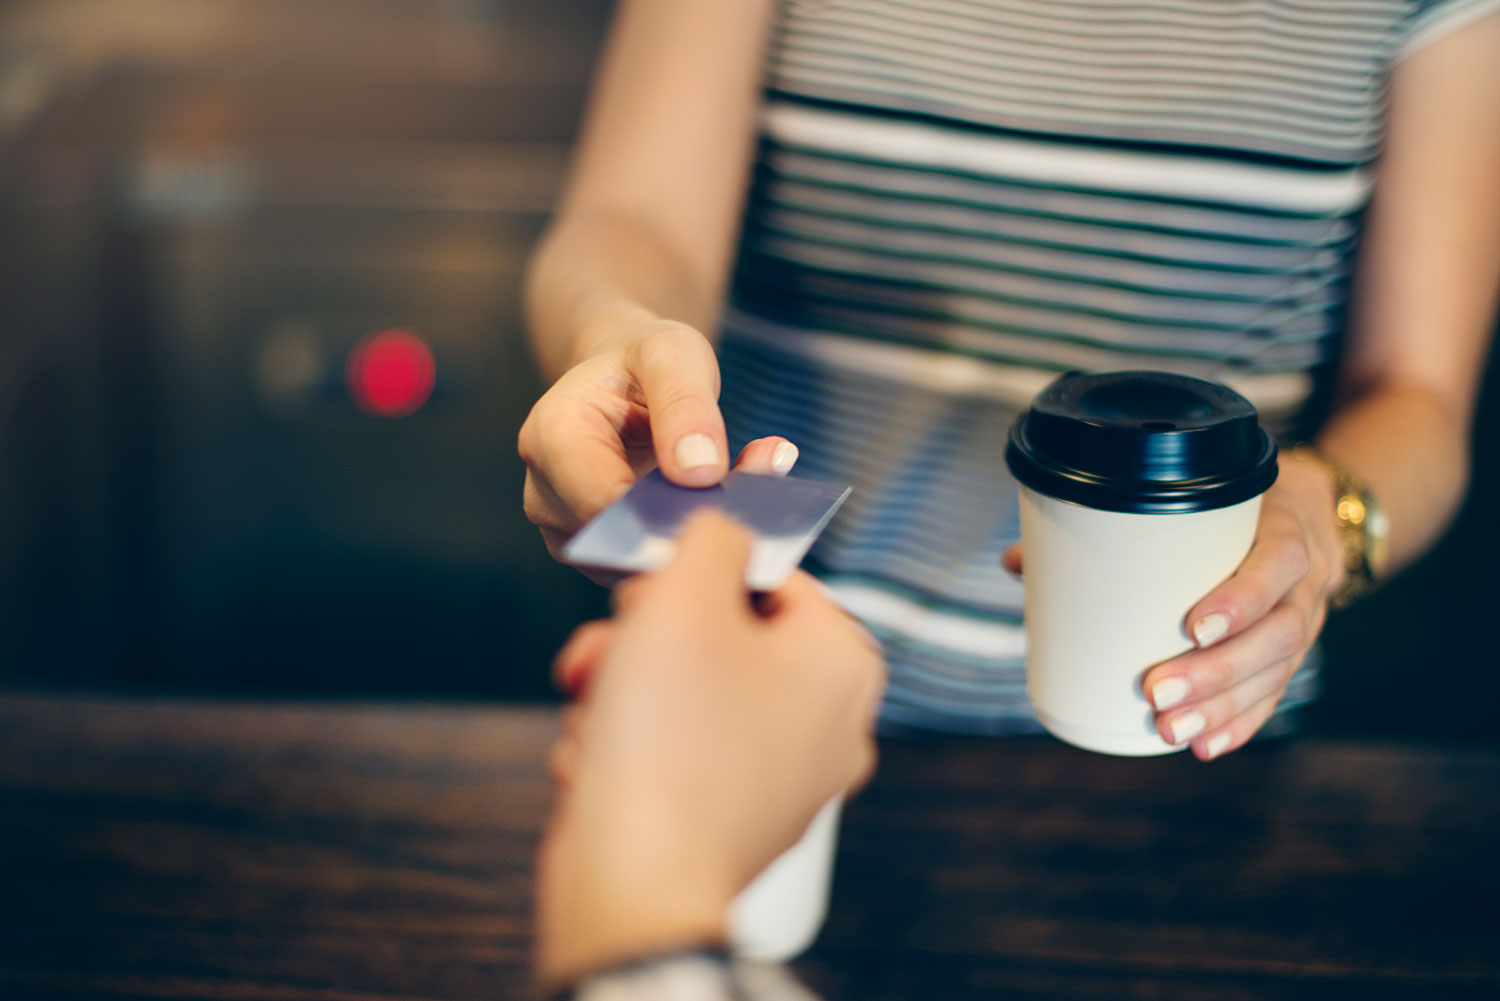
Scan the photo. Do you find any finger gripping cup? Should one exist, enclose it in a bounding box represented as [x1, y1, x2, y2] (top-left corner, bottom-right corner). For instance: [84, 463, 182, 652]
[1005, 371, 1278, 756]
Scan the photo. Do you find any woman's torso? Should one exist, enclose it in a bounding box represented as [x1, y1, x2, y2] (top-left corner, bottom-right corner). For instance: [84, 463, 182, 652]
[719, 0, 1456, 733]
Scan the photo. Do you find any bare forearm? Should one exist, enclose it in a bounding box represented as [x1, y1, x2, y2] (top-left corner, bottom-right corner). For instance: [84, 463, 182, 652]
[523, 210, 724, 383]
[1315, 379, 1475, 575]
[522, 0, 773, 384]
[1319, 16, 1500, 578]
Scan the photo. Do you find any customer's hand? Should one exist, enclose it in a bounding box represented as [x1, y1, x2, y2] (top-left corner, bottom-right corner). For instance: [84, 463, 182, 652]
[535, 512, 886, 986]
[1003, 451, 1342, 759]
[518, 321, 798, 566]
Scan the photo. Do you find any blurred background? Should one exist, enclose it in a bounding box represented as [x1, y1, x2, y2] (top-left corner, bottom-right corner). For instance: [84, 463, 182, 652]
[1, 0, 1496, 743]
[0, 0, 614, 700]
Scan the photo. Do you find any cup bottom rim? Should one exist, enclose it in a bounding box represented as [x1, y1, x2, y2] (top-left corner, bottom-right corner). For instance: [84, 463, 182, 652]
[1034, 708, 1186, 757]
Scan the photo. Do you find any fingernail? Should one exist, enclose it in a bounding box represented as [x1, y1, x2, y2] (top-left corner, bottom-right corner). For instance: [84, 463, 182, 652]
[1152, 676, 1190, 710]
[1170, 710, 1206, 744]
[1205, 732, 1232, 759]
[675, 433, 719, 471]
[1192, 612, 1230, 648]
[770, 440, 799, 476]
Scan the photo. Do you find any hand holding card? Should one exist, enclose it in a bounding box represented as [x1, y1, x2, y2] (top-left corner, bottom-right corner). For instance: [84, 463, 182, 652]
[562, 470, 852, 591]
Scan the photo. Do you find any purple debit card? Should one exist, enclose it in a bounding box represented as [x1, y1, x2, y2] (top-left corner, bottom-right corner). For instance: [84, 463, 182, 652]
[561, 469, 852, 591]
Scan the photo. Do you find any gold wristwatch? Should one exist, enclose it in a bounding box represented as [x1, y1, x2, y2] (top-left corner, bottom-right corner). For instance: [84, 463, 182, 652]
[1291, 445, 1389, 609]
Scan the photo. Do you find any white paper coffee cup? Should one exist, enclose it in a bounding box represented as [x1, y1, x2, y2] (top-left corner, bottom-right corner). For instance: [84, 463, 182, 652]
[728, 796, 842, 960]
[1019, 486, 1261, 755]
[1006, 371, 1278, 756]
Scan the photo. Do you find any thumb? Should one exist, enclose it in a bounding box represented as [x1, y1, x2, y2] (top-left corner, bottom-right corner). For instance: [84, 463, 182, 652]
[628, 327, 729, 488]
[653, 510, 756, 611]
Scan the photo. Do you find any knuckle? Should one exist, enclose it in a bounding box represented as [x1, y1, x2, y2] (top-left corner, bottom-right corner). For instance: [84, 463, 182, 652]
[521, 477, 550, 527]
[1277, 535, 1310, 582]
[651, 386, 709, 424]
[517, 393, 563, 465]
[1234, 580, 1274, 620]
[1195, 649, 1236, 693]
[516, 413, 539, 464]
[634, 325, 720, 392]
[1269, 606, 1308, 659]
[1304, 543, 1329, 589]
[1210, 653, 1239, 692]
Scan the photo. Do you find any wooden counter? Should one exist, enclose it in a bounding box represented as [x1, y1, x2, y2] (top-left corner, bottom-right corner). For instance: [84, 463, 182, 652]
[1, 695, 1495, 1000]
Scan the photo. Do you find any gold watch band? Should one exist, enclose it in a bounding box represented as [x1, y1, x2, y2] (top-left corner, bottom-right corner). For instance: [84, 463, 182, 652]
[1289, 444, 1388, 609]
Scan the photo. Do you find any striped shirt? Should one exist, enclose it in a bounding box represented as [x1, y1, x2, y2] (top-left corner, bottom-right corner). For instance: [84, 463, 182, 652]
[718, 0, 1500, 734]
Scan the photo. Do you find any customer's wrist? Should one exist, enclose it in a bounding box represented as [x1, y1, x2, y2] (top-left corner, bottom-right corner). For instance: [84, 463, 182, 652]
[538, 916, 731, 994]
[537, 894, 729, 991]
[537, 806, 735, 988]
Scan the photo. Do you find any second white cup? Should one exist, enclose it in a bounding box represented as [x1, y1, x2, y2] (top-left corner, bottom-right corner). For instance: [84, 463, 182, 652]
[728, 796, 843, 961]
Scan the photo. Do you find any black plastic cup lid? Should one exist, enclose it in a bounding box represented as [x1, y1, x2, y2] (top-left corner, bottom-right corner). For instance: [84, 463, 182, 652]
[1006, 371, 1277, 514]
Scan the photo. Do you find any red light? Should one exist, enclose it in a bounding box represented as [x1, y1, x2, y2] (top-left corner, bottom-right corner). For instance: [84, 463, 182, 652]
[346, 328, 436, 417]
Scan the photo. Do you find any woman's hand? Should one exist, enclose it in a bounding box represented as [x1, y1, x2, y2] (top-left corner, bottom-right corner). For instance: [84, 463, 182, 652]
[517, 320, 798, 567]
[535, 512, 886, 985]
[1136, 452, 1343, 759]
[1004, 451, 1344, 760]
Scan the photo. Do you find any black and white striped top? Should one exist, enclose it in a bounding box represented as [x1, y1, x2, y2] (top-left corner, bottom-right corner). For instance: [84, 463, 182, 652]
[718, 0, 1499, 734]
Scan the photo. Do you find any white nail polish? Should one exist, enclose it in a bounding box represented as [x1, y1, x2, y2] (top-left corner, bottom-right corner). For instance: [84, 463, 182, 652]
[1152, 676, 1190, 710]
[770, 440, 799, 476]
[1192, 612, 1230, 648]
[1205, 732, 1232, 758]
[1170, 710, 1206, 744]
[675, 433, 719, 471]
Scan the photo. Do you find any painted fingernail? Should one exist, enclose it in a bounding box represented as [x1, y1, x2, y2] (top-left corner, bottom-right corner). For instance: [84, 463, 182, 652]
[1205, 732, 1232, 759]
[675, 433, 719, 471]
[1192, 612, 1230, 648]
[770, 440, 799, 476]
[1152, 676, 1190, 710]
[1170, 710, 1206, 744]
